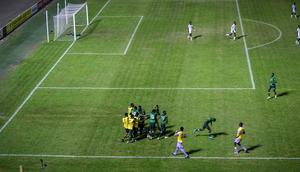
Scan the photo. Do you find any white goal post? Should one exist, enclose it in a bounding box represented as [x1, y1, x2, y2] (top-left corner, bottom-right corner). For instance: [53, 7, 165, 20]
[53, 2, 89, 41]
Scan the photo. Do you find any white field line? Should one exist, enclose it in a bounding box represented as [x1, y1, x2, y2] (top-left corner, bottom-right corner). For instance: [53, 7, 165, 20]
[0, 41, 74, 134]
[0, 0, 112, 134]
[67, 52, 124, 56]
[99, 15, 142, 18]
[0, 154, 299, 160]
[235, 0, 256, 89]
[90, 0, 111, 24]
[37, 87, 254, 90]
[245, 19, 282, 50]
[79, 0, 111, 35]
[123, 16, 144, 55]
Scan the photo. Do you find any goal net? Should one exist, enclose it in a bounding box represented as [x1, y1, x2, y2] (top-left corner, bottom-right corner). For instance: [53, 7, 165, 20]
[53, 3, 89, 41]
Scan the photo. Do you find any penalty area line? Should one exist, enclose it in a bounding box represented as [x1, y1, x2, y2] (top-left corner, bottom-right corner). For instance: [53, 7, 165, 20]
[0, 154, 299, 160]
[123, 16, 144, 55]
[0, 0, 112, 134]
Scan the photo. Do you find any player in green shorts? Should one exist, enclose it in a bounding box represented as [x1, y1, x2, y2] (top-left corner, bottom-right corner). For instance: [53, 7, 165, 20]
[158, 111, 168, 139]
[267, 73, 277, 99]
[193, 117, 216, 139]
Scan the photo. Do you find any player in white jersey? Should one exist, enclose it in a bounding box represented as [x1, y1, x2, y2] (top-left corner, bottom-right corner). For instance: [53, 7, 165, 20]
[187, 21, 194, 41]
[296, 25, 300, 45]
[226, 21, 237, 40]
[291, 2, 297, 19]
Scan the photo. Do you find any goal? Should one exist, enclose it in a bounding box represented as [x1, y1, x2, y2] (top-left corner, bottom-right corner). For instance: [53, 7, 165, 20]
[53, 2, 89, 41]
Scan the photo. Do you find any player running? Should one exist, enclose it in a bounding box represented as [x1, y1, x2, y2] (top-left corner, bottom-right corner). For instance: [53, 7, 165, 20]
[296, 25, 300, 45]
[291, 2, 297, 19]
[267, 73, 277, 99]
[234, 122, 248, 155]
[226, 21, 237, 40]
[193, 117, 216, 139]
[172, 127, 190, 159]
[187, 21, 194, 41]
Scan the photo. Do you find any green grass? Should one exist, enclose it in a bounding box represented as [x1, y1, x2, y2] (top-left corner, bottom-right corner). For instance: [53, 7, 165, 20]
[0, 0, 299, 171]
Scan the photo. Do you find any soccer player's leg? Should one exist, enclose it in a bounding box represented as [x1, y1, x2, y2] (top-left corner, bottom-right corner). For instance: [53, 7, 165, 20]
[189, 33, 193, 41]
[207, 126, 214, 139]
[273, 86, 277, 98]
[267, 86, 272, 99]
[233, 32, 236, 40]
[234, 138, 240, 155]
[199, 123, 207, 131]
[178, 143, 189, 158]
[172, 143, 179, 156]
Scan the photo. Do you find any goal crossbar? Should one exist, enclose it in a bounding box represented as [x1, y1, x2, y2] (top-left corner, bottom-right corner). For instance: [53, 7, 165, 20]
[53, 2, 89, 41]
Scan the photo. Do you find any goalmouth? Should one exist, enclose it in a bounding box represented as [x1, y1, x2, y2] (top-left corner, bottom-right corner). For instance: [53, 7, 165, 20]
[53, 2, 89, 41]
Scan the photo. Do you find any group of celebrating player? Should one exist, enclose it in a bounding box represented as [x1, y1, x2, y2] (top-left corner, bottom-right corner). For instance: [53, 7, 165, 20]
[121, 103, 168, 143]
[121, 103, 248, 158]
[188, 2, 300, 45]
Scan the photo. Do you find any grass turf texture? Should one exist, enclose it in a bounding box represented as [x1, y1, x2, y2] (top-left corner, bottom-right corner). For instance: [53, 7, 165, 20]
[0, 0, 299, 171]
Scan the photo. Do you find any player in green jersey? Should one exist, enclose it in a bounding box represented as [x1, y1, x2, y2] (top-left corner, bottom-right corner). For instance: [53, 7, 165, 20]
[267, 73, 277, 99]
[158, 111, 168, 139]
[147, 109, 157, 139]
[193, 117, 216, 139]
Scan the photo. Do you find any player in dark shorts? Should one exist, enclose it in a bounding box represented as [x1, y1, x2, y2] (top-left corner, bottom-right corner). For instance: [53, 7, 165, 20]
[193, 117, 216, 139]
[267, 73, 277, 99]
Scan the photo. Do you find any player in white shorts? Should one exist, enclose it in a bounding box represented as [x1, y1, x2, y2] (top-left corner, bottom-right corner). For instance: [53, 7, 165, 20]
[187, 21, 194, 41]
[234, 122, 248, 155]
[226, 21, 237, 40]
[296, 25, 300, 45]
[291, 2, 297, 19]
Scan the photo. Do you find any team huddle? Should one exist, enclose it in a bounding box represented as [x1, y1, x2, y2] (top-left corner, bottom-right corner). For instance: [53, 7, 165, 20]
[188, 2, 300, 45]
[122, 103, 168, 143]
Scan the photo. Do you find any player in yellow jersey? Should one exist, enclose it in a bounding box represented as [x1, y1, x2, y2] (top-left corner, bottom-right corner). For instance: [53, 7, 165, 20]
[172, 127, 190, 159]
[121, 113, 129, 142]
[127, 114, 135, 143]
[234, 122, 248, 155]
[128, 103, 134, 115]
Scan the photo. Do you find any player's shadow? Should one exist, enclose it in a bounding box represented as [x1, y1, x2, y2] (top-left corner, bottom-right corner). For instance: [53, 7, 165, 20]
[193, 35, 202, 40]
[239, 144, 263, 153]
[166, 130, 175, 137]
[196, 132, 228, 138]
[247, 144, 263, 152]
[236, 34, 248, 39]
[186, 149, 202, 155]
[166, 125, 175, 129]
[278, 91, 289, 97]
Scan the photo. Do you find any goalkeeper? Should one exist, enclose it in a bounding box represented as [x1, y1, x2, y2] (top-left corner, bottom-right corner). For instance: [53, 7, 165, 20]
[193, 117, 216, 139]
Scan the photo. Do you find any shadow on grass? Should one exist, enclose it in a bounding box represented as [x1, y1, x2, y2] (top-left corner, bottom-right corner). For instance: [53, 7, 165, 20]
[193, 35, 202, 40]
[236, 34, 248, 39]
[278, 91, 289, 97]
[247, 144, 263, 152]
[196, 132, 228, 138]
[166, 125, 175, 129]
[186, 149, 202, 155]
[77, 19, 101, 40]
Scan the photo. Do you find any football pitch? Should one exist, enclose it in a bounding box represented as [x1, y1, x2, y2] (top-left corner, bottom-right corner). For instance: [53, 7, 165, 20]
[0, 0, 299, 171]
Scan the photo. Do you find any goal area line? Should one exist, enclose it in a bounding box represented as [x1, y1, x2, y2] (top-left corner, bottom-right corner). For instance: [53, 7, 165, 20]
[0, 154, 299, 160]
[69, 15, 143, 56]
[37, 86, 255, 90]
